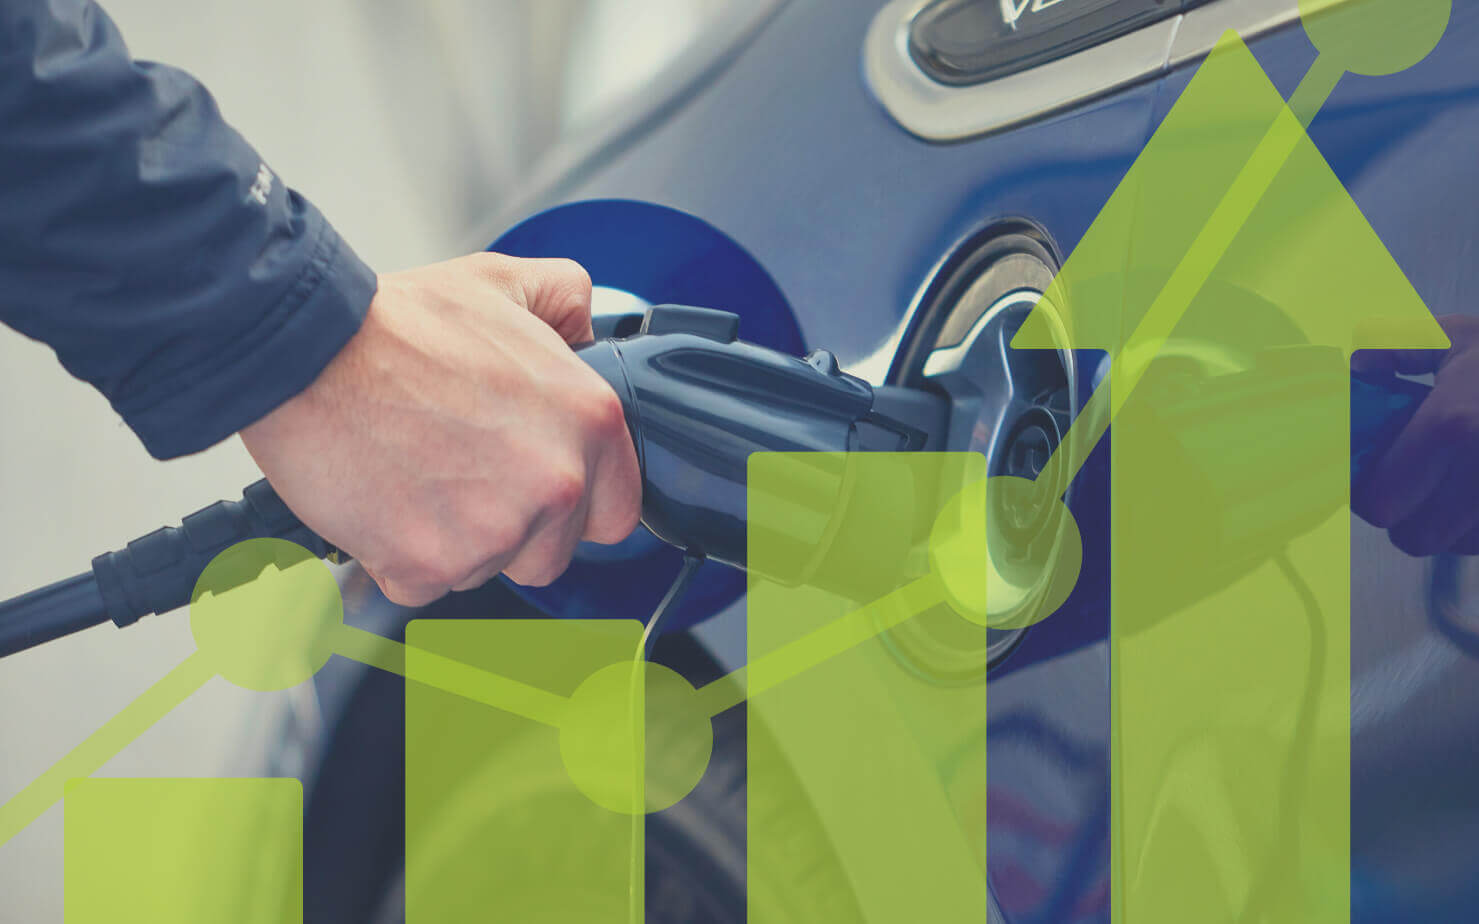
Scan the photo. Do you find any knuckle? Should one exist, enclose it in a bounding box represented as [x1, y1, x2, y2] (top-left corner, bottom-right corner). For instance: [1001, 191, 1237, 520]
[541, 465, 587, 517]
[472, 250, 511, 273]
[396, 534, 459, 589]
[463, 251, 501, 279]
[468, 252, 522, 297]
[474, 519, 524, 563]
[551, 258, 592, 294]
[412, 557, 459, 590]
[580, 384, 628, 438]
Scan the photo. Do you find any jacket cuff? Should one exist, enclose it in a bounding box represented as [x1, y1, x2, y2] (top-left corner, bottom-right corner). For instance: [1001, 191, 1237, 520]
[119, 220, 377, 460]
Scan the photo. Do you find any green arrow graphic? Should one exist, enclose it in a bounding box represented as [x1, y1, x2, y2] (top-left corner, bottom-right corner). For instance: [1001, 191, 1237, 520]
[1015, 26, 1447, 924]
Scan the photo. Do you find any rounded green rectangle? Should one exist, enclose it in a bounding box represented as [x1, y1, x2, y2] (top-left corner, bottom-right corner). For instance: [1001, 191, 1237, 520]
[65, 778, 301, 924]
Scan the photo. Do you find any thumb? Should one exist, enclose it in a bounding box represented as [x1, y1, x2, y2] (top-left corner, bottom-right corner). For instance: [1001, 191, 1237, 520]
[520, 258, 595, 345]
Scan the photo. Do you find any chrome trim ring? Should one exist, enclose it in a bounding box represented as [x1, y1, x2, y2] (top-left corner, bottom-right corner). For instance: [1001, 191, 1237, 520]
[879, 241, 1078, 678]
[924, 289, 1078, 639]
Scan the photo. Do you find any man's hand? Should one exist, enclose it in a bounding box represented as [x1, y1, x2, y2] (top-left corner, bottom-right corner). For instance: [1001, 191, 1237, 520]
[240, 253, 642, 605]
[1353, 313, 1479, 556]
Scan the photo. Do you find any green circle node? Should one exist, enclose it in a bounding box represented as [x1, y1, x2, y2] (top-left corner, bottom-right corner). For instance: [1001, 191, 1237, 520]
[189, 538, 343, 691]
[559, 661, 713, 815]
[929, 476, 1083, 630]
[1299, 0, 1450, 76]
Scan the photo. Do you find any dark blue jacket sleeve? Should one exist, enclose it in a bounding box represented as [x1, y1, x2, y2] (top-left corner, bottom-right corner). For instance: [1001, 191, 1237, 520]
[0, 0, 377, 459]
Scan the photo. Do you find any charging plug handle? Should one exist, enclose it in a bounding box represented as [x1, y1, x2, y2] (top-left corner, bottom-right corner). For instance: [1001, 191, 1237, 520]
[90, 480, 340, 629]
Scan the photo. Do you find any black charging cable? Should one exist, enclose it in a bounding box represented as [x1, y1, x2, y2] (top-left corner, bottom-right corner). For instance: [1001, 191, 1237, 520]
[0, 479, 334, 658]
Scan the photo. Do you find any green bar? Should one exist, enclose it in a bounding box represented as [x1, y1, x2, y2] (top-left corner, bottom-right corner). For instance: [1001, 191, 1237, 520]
[404, 619, 644, 923]
[747, 452, 991, 922]
[64, 778, 301, 924]
[1008, 31, 1445, 922]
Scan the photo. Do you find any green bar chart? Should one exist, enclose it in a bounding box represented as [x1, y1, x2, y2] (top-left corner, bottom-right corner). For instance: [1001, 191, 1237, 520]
[65, 778, 301, 924]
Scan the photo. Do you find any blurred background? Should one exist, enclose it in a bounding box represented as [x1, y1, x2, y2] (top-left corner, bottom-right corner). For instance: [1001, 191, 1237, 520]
[0, 0, 738, 916]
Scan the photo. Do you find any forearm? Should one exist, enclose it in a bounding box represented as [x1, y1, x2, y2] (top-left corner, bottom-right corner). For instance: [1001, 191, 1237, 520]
[0, 0, 375, 458]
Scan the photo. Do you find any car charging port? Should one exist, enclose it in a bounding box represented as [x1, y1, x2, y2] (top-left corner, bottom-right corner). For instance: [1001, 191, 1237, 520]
[884, 226, 1079, 677]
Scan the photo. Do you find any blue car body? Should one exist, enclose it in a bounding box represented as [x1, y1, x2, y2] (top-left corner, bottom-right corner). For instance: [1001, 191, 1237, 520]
[308, 1, 1479, 920]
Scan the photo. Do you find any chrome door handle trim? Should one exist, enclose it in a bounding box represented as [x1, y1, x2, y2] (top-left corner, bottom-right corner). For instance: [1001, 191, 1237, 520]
[864, 0, 1309, 142]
